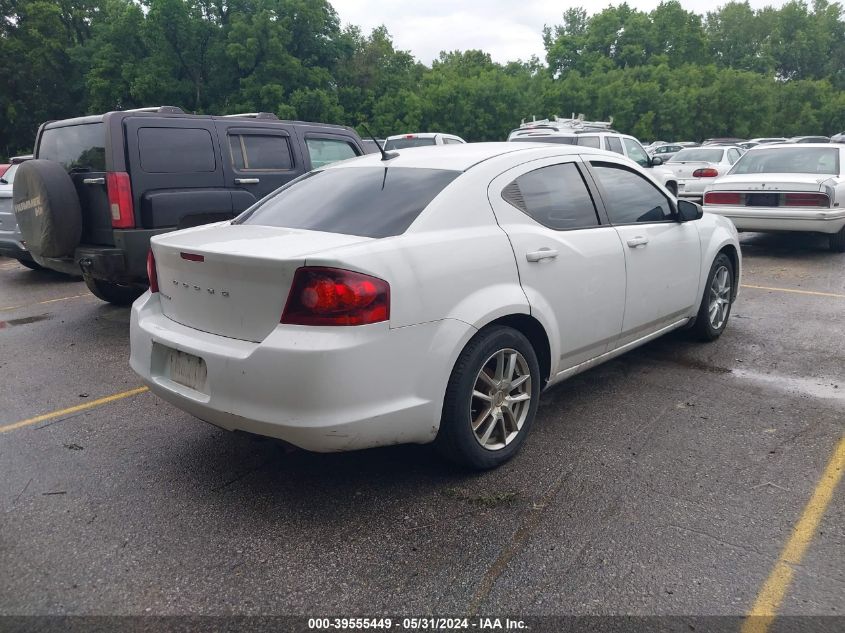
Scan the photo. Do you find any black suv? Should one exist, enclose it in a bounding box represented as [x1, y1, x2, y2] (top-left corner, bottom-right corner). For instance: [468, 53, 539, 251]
[13, 106, 366, 304]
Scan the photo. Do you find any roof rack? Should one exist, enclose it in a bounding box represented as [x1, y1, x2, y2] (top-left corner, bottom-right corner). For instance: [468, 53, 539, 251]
[518, 113, 615, 131]
[220, 112, 279, 120]
[123, 106, 184, 114]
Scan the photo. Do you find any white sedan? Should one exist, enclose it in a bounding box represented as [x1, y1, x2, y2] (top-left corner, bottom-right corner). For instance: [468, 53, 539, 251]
[130, 143, 740, 469]
[703, 144, 845, 251]
[663, 146, 744, 201]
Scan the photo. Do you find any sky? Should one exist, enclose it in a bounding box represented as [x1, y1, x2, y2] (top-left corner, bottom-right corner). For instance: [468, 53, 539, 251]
[331, 0, 789, 65]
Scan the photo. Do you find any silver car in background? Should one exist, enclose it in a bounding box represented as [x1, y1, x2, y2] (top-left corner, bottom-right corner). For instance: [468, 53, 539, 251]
[665, 146, 744, 201]
[0, 155, 39, 269]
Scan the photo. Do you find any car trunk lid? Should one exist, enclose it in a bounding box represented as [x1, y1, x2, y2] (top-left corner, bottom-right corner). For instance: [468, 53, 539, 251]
[707, 173, 832, 192]
[666, 161, 715, 179]
[152, 223, 374, 342]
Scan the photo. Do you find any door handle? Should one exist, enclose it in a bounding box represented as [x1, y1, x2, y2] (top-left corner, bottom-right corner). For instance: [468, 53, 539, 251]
[526, 248, 559, 262]
[82, 177, 105, 185]
[626, 236, 649, 248]
[235, 178, 260, 184]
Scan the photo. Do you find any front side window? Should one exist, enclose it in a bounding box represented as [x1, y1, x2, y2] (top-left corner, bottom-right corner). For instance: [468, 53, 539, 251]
[591, 162, 673, 224]
[305, 138, 359, 168]
[605, 136, 624, 154]
[230, 134, 293, 171]
[623, 138, 649, 167]
[235, 166, 460, 238]
[501, 162, 599, 231]
[38, 123, 105, 172]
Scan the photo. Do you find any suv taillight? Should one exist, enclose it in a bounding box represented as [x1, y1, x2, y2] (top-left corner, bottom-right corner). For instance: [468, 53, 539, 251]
[107, 172, 134, 229]
[146, 249, 159, 293]
[281, 267, 389, 326]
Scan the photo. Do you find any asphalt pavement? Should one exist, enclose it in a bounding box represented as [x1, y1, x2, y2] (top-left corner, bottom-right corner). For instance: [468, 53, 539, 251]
[0, 233, 842, 627]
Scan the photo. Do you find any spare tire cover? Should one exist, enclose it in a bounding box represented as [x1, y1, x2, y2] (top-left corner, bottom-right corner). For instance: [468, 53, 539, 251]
[13, 159, 82, 258]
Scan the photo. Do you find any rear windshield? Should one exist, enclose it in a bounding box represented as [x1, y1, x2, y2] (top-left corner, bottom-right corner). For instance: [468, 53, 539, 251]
[509, 136, 577, 145]
[730, 147, 839, 175]
[39, 123, 106, 172]
[383, 137, 437, 150]
[668, 148, 724, 163]
[235, 167, 461, 238]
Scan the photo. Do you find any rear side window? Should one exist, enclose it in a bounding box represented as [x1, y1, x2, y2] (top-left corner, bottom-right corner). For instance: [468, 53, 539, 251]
[383, 137, 437, 150]
[236, 167, 460, 238]
[509, 136, 577, 145]
[502, 163, 599, 230]
[577, 136, 601, 148]
[230, 134, 293, 170]
[605, 136, 624, 154]
[139, 127, 216, 173]
[39, 123, 105, 171]
[591, 162, 673, 224]
[305, 138, 358, 168]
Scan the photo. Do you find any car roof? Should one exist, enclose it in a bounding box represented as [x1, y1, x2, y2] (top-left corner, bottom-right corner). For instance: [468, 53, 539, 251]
[326, 142, 617, 172]
[748, 142, 838, 149]
[386, 133, 445, 140]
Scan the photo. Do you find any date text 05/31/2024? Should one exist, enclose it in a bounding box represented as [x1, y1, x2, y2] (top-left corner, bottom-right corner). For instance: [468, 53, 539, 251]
[307, 618, 528, 630]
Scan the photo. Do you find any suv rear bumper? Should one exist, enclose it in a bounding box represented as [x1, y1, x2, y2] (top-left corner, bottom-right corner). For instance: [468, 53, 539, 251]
[0, 238, 35, 262]
[34, 228, 171, 281]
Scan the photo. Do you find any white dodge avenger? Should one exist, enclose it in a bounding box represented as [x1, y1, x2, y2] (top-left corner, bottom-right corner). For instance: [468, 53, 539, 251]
[130, 143, 740, 469]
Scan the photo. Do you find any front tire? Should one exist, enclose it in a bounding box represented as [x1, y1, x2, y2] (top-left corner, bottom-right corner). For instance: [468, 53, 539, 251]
[84, 275, 144, 306]
[829, 227, 845, 252]
[435, 326, 541, 470]
[691, 252, 734, 342]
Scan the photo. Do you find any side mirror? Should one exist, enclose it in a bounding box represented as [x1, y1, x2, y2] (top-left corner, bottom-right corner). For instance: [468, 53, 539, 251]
[677, 199, 703, 222]
[650, 156, 664, 166]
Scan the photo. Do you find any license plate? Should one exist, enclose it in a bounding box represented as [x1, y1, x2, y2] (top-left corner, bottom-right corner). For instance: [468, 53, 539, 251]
[168, 349, 207, 392]
[747, 192, 779, 207]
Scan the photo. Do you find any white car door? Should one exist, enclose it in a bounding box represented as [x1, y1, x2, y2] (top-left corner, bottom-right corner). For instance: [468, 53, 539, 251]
[488, 156, 626, 372]
[585, 157, 701, 347]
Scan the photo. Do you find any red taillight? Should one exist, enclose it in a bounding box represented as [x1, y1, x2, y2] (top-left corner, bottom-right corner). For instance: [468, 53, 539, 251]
[281, 267, 389, 326]
[704, 192, 742, 205]
[405, 134, 415, 138]
[180, 252, 205, 262]
[146, 249, 159, 293]
[693, 168, 719, 178]
[783, 193, 829, 207]
[107, 172, 134, 229]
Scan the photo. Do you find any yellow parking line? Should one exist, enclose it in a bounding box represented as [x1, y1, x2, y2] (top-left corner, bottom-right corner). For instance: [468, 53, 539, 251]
[0, 387, 149, 434]
[741, 284, 845, 299]
[0, 293, 92, 313]
[741, 436, 845, 633]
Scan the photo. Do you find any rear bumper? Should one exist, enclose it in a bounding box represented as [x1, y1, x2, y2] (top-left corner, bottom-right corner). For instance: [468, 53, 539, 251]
[129, 292, 475, 452]
[0, 237, 33, 261]
[703, 206, 845, 234]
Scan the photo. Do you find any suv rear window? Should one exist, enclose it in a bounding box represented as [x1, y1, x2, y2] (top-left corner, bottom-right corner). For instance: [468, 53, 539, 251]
[39, 123, 105, 172]
[509, 136, 577, 145]
[235, 167, 460, 238]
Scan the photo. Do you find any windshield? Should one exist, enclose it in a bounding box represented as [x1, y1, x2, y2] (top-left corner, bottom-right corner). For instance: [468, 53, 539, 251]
[383, 137, 437, 150]
[235, 166, 461, 238]
[668, 149, 724, 163]
[730, 147, 839, 175]
[38, 122, 106, 172]
[1, 163, 19, 184]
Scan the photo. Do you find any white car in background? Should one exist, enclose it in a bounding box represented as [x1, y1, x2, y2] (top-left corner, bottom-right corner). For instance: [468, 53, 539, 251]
[703, 144, 845, 251]
[663, 146, 745, 202]
[131, 143, 740, 469]
[383, 133, 466, 150]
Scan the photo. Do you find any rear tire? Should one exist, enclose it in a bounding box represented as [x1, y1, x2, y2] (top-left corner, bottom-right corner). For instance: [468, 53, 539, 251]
[829, 227, 845, 252]
[691, 252, 734, 342]
[84, 275, 144, 306]
[435, 326, 541, 470]
[17, 258, 43, 271]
